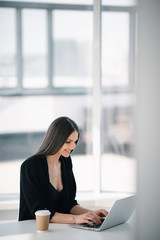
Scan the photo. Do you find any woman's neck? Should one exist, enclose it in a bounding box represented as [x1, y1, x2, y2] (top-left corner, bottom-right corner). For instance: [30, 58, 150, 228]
[46, 153, 61, 166]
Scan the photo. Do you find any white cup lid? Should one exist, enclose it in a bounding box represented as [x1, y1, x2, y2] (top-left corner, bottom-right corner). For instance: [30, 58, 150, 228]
[35, 210, 51, 216]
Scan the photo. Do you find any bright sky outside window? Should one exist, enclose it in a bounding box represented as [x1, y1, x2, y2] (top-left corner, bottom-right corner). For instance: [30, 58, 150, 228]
[102, 12, 129, 87]
[52, 10, 93, 88]
[22, 9, 48, 88]
[0, 8, 17, 88]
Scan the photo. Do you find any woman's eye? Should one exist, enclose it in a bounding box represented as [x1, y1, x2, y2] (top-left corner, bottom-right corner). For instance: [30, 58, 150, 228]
[66, 141, 70, 144]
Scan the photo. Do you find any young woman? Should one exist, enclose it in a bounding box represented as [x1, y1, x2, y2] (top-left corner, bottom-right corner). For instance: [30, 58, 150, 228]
[19, 116, 108, 226]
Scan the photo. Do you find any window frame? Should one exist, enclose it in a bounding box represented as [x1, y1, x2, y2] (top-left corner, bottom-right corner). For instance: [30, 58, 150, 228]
[0, 1, 137, 96]
[0, 0, 137, 199]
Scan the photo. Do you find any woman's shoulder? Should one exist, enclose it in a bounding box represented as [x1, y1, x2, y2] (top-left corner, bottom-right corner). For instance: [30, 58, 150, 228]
[21, 155, 45, 169]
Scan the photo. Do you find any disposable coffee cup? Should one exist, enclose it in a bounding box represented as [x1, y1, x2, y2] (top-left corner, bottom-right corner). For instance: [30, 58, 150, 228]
[35, 210, 51, 232]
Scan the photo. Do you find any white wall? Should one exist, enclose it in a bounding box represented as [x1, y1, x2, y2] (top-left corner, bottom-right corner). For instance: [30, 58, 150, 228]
[136, 0, 160, 239]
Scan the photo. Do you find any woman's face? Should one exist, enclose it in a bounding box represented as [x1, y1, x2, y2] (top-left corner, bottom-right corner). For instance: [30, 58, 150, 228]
[58, 131, 79, 158]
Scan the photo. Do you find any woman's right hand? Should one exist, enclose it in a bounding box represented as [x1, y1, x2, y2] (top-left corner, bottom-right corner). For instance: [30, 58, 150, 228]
[73, 212, 102, 226]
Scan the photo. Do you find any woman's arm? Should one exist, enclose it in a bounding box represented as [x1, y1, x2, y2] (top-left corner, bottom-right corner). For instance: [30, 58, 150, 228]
[50, 212, 75, 224]
[19, 159, 51, 220]
[70, 204, 108, 217]
[50, 211, 101, 226]
[70, 204, 90, 215]
[50, 205, 108, 226]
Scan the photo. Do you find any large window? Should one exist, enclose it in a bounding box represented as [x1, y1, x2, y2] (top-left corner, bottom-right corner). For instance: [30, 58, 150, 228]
[101, 9, 136, 193]
[102, 12, 129, 87]
[53, 10, 93, 87]
[0, 95, 93, 193]
[0, 8, 17, 88]
[0, 1, 137, 198]
[101, 94, 136, 193]
[22, 9, 48, 88]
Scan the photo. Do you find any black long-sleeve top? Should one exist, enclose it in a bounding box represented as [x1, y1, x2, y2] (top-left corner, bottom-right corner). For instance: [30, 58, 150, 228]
[18, 155, 78, 221]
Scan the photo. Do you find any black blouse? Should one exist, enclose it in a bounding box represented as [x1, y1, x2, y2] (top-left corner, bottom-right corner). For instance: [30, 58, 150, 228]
[18, 155, 78, 221]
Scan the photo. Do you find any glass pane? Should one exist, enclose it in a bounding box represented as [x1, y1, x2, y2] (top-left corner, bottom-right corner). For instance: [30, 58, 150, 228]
[102, 12, 129, 87]
[11, 0, 93, 3]
[101, 93, 136, 193]
[53, 10, 93, 87]
[0, 95, 93, 193]
[46, 0, 93, 3]
[102, 0, 137, 6]
[0, 8, 17, 88]
[22, 9, 48, 88]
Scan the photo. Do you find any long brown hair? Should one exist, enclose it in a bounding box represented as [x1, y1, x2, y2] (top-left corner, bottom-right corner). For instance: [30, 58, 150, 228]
[35, 116, 80, 156]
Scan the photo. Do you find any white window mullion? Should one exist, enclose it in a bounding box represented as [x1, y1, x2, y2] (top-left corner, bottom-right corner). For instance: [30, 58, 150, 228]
[92, 0, 102, 196]
[47, 9, 53, 89]
[16, 8, 23, 91]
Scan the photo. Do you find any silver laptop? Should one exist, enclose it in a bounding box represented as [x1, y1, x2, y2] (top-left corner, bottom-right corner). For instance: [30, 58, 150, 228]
[71, 195, 136, 231]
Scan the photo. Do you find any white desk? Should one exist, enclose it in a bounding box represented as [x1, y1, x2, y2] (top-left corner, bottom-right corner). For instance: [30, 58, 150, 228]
[0, 213, 136, 240]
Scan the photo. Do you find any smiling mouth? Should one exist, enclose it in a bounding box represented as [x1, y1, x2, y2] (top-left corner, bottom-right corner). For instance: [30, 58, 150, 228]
[65, 150, 71, 154]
